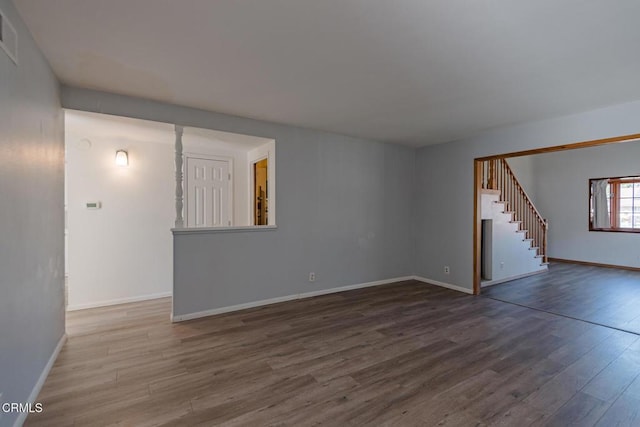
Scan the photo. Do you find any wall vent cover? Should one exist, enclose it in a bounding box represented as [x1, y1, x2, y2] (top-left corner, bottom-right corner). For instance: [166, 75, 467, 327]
[0, 8, 18, 64]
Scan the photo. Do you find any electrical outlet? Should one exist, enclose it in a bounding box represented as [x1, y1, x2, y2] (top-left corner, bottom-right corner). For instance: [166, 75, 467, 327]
[444, 266, 450, 274]
[309, 272, 316, 282]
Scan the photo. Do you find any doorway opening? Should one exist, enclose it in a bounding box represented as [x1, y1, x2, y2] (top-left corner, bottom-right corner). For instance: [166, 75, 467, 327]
[253, 158, 268, 226]
[64, 110, 175, 311]
[473, 132, 640, 295]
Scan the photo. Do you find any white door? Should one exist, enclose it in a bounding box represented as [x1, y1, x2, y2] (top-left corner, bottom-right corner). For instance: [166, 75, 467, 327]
[186, 157, 231, 227]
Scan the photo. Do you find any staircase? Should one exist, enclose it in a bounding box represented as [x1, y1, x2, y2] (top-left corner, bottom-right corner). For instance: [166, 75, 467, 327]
[480, 159, 548, 284]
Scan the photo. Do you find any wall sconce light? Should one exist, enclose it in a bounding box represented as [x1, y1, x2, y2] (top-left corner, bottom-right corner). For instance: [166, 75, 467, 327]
[115, 150, 129, 167]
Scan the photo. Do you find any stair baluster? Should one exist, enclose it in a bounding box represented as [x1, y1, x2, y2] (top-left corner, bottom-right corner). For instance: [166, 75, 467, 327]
[481, 158, 548, 264]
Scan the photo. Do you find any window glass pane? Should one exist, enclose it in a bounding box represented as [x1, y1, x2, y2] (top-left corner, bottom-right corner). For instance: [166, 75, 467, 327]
[634, 214, 640, 228]
[634, 183, 640, 197]
[620, 215, 632, 228]
[620, 183, 634, 197]
[619, 198, 633, 211]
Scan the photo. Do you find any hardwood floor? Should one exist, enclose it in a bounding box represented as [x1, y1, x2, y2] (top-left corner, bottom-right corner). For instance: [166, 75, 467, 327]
[26, 280, 640, 426]
[483, 262, 640, 335]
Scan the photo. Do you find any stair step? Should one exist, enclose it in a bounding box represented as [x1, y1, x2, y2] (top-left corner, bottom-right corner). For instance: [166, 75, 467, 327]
[540, 262, 550, 266]
[523, 238, 534, 242]
[535, 255, 544, 258]
[528, 246, 539, 251]
[515, 230, 528, 234]
[510, 220, 522, 224]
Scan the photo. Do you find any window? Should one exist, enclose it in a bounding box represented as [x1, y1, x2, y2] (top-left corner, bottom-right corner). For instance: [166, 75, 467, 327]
[589, 176, 640, 232]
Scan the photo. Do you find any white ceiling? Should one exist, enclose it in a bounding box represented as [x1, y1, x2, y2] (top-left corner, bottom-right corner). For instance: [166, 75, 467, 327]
[66, 110, 273, 151]
[16, 0, 640, 147]
[65, 110, 175, 146]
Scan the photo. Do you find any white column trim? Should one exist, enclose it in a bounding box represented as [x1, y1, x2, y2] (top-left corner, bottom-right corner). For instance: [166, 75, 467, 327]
[174, 125, 184, 228]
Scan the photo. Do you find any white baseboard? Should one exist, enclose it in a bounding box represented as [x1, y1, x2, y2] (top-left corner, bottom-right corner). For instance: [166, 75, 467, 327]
[66, 292, 172, 311]
[16, 334, 66, 427]
[172, 276, 415, 322]
[481, 267, 548, 288]
[412, 276, 474, 294]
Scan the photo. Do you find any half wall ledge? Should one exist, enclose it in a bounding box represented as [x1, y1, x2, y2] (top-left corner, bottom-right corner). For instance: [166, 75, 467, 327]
[172, 225, 278, 235]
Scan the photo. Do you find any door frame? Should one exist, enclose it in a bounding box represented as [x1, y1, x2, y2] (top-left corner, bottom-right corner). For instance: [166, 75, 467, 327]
[473, 132, 640, 295]
[184, 153, 234, 227]
[250, 154, 269, 226]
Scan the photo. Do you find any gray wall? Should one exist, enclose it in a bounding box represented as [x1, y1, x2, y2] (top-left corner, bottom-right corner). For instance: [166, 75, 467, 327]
[0, 1, 64, 425]
[505, 156, 538, 206]
[415, 100, 640, 291]
[511, 143, 640, 268]
[62, 88, 415, 316]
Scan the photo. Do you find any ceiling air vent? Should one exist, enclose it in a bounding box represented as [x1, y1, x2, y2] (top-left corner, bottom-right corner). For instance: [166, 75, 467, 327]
[0, 8, 18, 64]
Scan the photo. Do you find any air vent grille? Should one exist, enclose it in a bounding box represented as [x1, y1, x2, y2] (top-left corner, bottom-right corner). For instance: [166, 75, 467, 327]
[0, 8, 18, 64]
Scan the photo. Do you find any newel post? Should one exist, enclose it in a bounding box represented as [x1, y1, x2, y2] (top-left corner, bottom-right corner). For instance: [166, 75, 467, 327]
[174, 125, 184, 228]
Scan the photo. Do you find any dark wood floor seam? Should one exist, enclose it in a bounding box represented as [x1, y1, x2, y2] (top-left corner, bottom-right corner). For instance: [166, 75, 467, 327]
[481, 294, 640, 337]
[482, 262, 640, 336]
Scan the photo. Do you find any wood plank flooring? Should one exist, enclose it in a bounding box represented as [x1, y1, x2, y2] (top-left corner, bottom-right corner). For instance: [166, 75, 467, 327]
[25, 280, 640, 426]
[483, 262, 640, 335]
